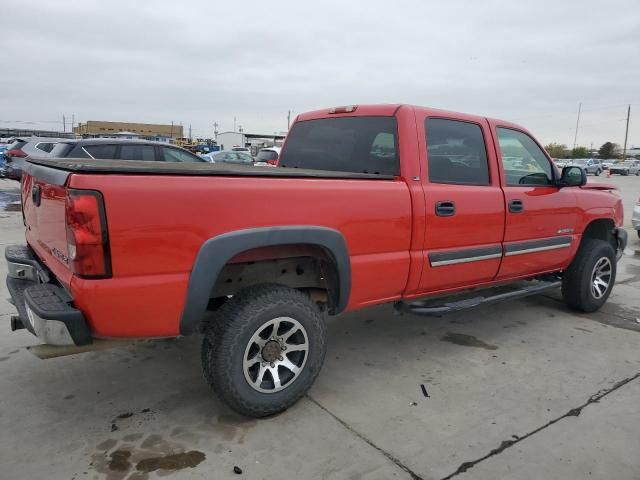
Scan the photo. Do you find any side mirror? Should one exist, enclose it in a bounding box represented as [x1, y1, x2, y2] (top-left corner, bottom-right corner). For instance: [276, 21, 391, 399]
[560, 166, 587, 187]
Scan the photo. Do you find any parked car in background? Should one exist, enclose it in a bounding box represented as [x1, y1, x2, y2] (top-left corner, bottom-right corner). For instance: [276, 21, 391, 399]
[3, 137, 64, 180]
[609, 160, 640, 176]
[202, 150, 254, 164]
[254, 146, 281, 166]
[633, 196, 640, 239]
[47, 139, 205, 163]
[567, 158, 603, 176]
[0, 145, 8, 175]
[601, 160, 615, 170]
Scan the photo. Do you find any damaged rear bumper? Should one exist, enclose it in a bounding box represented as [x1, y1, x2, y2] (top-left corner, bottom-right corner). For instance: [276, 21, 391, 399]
[5, 245, 91, 346]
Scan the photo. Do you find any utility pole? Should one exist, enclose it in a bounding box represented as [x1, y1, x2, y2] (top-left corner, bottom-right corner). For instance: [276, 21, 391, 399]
[189, 124, 192, 140]
[213, 122, 219, 139]
[622, 104, 630, 160]
[71, 114, 75, 134]
[287, 110, 291, 130]
[572, 102, 581, 156]
[62, 115, 66, 133]
[170, 121, 174, 139]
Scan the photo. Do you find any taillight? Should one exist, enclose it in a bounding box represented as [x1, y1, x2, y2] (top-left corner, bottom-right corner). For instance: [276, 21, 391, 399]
[267, 159, 278, 166]
[7, 149, 26, 159]
[65, 189, 111, 278]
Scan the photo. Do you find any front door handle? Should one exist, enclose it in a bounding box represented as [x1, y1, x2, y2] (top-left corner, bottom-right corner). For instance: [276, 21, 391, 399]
[435, 201, 456, 217]
[509, 199, 524, 213]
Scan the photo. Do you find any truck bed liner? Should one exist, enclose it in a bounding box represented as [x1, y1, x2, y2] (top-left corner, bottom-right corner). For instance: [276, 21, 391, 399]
[26, 157, 395, 180]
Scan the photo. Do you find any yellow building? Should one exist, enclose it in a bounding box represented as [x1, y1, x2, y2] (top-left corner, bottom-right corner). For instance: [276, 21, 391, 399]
[73, 121, 183, 138]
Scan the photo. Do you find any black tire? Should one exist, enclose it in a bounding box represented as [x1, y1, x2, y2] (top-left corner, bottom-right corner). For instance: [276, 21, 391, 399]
[562, 238, 616, 312]
[202, 284, 327, 417]
[595, 169, 601, 176]
[637, 230, 640, 240]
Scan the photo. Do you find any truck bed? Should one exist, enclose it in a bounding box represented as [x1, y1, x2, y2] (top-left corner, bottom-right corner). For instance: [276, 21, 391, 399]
[26, 157, 395, 180]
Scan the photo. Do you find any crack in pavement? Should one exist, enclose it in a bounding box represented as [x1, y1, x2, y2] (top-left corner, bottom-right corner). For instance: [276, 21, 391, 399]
[440, 371, 640, 479]
[306, 395, 424, 480]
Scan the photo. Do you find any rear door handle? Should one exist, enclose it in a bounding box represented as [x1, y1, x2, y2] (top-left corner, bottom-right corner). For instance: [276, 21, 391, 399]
[509, 199, 523, 213]
[435, 201, 456, 217]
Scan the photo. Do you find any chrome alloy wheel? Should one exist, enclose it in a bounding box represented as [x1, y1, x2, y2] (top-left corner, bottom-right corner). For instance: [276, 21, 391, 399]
[243, 317, 309, 393]
[591, 257, 612, 299]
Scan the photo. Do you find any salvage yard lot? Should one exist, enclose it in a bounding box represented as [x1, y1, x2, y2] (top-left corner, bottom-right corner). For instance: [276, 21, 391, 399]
[0, 176, 639, 480]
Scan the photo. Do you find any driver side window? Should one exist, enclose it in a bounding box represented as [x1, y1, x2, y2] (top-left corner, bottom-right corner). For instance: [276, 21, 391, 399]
[497, 128, 553, 186]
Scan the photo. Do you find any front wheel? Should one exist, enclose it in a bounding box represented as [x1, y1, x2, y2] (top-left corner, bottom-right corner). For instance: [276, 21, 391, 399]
[595, 169, 601, 176]
[202, 284, 327, 417]
[562, 238, 616, 312]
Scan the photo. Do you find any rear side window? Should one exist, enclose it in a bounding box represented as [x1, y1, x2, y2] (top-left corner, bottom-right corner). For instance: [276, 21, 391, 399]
[120, 145, 156, 161]
[425, 118, 490, 185]
[256, 150, 278, 162]
[50, 143, 75, 157]
[160, 147, 202, 162]
[36, 142, 56, 153]
[279, 116, 399, 175]
[83, 145, 118, 159]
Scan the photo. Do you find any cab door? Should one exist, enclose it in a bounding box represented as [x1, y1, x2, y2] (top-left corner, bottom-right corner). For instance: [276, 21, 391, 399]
[418, 116, 505, 293]
[491, 124, 579, 280]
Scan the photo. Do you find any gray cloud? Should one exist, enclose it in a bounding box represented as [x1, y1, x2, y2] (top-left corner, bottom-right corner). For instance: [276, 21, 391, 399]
[1, 0, 638, 147]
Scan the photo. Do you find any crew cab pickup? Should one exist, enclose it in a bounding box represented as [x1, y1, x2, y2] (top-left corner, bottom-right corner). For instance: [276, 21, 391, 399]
[6, 104, 627, 417]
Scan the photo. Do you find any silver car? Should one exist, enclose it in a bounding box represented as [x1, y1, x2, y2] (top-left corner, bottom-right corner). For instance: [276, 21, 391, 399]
[609, 160, 640, 176]
[568, 158, 603, 176]
[3, 137, 64, 180]
[633, 196, 640, 239]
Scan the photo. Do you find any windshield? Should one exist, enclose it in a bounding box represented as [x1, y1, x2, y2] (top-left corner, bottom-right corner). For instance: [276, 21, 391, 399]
[279, 116, 399, 175]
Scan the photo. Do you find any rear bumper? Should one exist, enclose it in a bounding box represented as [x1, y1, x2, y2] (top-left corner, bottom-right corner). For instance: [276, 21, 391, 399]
[5, 245, 91, 346]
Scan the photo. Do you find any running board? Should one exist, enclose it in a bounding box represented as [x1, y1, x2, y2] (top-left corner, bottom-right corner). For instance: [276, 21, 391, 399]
[395, 280, 562, 316]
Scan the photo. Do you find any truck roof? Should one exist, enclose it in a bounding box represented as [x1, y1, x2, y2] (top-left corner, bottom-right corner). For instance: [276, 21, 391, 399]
[296, 104, 526, 131]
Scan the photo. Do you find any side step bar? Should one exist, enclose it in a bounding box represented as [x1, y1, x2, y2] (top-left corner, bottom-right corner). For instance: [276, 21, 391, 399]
[395, 280, 562, 316]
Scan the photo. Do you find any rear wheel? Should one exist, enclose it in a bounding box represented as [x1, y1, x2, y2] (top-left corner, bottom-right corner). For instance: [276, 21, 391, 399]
[562, 238, 616, 312]
[595, 169, 601, 176]
[202, 284, 327, 417]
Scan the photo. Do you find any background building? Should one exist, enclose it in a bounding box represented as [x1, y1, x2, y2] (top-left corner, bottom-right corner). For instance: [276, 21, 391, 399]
[215, 131, 286, 154]
[73, 121, 183, 139]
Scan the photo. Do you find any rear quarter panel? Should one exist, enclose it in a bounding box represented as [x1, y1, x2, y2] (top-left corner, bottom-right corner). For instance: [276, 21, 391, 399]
[68, 174, 412, 337]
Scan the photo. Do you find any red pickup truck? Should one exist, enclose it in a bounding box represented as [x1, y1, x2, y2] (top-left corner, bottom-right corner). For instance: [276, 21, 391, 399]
[6, 104, 627, 417]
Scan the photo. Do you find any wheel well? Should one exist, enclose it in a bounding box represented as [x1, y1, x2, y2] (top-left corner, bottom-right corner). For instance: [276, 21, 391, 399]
[209, 244, 340, 311]
[581, 219, 616, 250]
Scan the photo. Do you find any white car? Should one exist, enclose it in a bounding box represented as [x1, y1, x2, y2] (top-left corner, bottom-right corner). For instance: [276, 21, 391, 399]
[633, 196, 640, 239]
[254, 147, 281, 167]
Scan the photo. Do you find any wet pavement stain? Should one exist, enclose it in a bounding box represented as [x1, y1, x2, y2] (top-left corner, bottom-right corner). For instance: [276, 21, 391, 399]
[108, 450, 132, 472]
[90, 433, 203, 479]
[0, 191, 20, 211]
[0, 356, 9, 362]
[135, 451, 206, 473]
[441, 332, 498, 350]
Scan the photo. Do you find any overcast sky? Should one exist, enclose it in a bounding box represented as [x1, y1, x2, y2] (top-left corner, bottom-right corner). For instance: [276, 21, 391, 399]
[1, 0, 638, 148]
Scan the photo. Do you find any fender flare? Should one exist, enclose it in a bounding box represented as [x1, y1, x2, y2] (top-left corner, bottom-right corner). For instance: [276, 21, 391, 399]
[180, 226, 351, 335]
